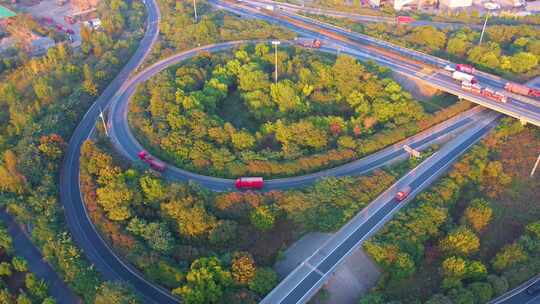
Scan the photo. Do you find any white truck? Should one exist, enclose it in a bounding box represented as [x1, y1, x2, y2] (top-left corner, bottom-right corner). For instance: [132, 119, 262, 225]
[452, 71, 477, 84]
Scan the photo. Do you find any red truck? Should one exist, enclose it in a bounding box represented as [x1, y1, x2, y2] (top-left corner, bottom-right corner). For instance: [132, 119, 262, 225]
[462, 82, 507, 103]
[395, 186, 412, 201]
[295, 38, 322, 48]
[396, 16, 415, 24]
[504, 82, 540, 98]
[456, 64, 476, 74]
[138, 151, 166, 172]
[235, 177, 264, 190]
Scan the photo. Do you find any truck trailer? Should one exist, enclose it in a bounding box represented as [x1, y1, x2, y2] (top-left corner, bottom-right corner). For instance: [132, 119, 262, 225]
[455, 64, 476, 74]
[295, 38, 322, 48]
[504, 82, 540, 98]
[462, 81, 507, 103]
[452, 71, 477, 83]
[235, 177, 264, 190]
[138, 151, 166, 172]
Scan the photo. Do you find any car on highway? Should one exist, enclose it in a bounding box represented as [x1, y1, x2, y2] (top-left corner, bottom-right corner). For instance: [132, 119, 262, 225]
[395, 186, 412, 201]
[526, 281, 540, 295]
[235, 177, 264, 190]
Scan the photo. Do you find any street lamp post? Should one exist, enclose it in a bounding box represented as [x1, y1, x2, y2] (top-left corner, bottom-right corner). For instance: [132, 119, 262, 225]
[193, 0, 198, 22]
[272, 40, 281, 83]
[99, 107, 109, 137]
[479, 13, 489, 46]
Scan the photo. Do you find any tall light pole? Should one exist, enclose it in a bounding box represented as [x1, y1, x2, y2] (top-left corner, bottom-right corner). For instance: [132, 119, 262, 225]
[479, 12, 489, 46]
[193, 0, 198, 22]
[531, 154, 540, 177]
[99, 107, 109, 137]
[272, 40, 281, 83]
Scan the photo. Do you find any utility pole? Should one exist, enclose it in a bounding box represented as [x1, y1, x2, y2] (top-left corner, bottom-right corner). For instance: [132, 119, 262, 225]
[531, 154, 540, 177]
[99, 107, 109, 137]
[272, 40, 281, 83]
[193, 0, 198, 22]
[479, 13, 489, 46]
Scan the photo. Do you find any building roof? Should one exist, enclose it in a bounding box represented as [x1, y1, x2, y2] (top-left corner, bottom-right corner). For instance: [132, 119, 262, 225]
[0, 5, 16, 19]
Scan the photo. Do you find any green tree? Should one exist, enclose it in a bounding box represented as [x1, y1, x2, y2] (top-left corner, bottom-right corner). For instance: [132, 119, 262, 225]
[231, 252, 256, 285]
[442, 256, 466, 279]
[172, 257, 232, 304]
[25, 273, 48, 302]
[439, 227, 480, 257]
[509, 52, 538, 73]
[209, 220, 238, 246]
[0, 262, 12, 276]
[406, 26, 446, 51]
[468, 282, 493, 303]
[425, 294, 453, 304]
[249, 206, 275, 231]
[492, 243, 528, 272]
[487, 274, 509, 296]
[94, 282, 139, 304]
[161, 199, 217, 238]
[270, 80, 302, 113]
[139, 175, 167, 202]
[11, 256, 28, 272]
[358, 292, 385, 304]
[448, 288, 475, 304]
[248, 267, 277, 295]
[461, 199, 492, 232]
[0, 226, 13, 253]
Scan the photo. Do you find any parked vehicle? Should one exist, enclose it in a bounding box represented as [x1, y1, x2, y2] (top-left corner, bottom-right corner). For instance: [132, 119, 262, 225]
[235, 177, 264, 190]
[264, 4, 274, 11]
[295, 38, 322, 48]
[456, 64, 476, 74]
[396, 16, 414, 24]
[452, 71, 477, 84]
[137, 151, 166, 172]
[395, 186, 412, 201]
[504, 82, 540, 98]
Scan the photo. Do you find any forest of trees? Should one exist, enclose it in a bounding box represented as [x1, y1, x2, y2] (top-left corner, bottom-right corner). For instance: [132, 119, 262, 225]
[79, 135, 401, 303]
[0, 222, 57, 304]
[146, 0, 295, 64]
[306, 14, 540, 80]
[361, 118, 540, 304]
[0, 0, 148, 301]
[130, 43, 471, 177]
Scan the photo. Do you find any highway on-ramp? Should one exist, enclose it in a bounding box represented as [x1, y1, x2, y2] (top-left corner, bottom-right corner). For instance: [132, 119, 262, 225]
[107, 40, 494, 191]
[59, 0, 180, 302]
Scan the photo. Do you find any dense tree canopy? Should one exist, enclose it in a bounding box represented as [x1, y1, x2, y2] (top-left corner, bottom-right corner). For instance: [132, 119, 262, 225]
[131, 45, 426, 177]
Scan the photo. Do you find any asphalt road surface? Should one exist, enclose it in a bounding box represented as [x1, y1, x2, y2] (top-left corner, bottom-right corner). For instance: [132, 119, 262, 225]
[59, 0, 180, 302]
[0, 212, 81, 304]
[489, 275, 540, 304]
[261, 111, 500, 304]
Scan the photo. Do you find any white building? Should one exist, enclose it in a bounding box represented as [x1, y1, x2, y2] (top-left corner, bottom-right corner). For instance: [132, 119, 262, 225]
[439, 0, 472, 9]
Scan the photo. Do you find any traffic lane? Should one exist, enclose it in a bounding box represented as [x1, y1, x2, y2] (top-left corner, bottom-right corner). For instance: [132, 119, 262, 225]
[60, 0, 181, 302]
[264, 113, 477, 190]
[277, 118, 498, 304]
[0, 212, 81, 304]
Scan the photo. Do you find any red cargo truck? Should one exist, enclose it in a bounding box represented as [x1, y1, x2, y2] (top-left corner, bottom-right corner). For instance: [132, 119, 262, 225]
[295, 38, 322, 48]
[456, 64, 476, 74]
[504, 82, 540, 98]
[138, 151, 166, 172]
[235, 177, 264, 190]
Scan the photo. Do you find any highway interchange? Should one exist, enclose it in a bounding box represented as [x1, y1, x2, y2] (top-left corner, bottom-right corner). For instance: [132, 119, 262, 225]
[56, 0, 540, 303]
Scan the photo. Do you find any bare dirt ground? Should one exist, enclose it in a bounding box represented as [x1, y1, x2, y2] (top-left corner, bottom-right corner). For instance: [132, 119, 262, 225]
[275, 232, 332, 279]
[17, 0, 81, 42]
[392, 71, 440, 102]
[276, 232, 381, 304]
